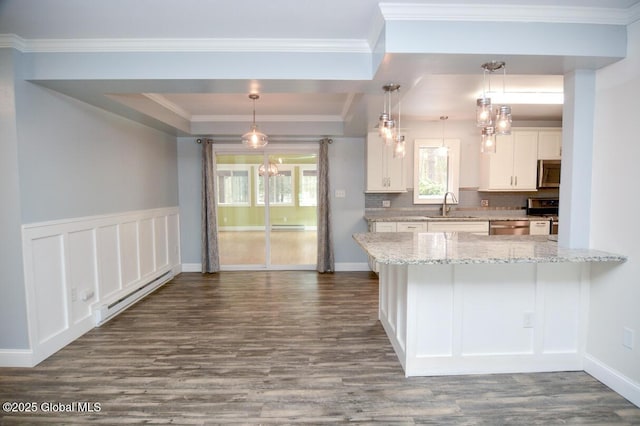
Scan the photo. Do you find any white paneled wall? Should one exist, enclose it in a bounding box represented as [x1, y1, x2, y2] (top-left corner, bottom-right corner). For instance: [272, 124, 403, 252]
[21, 207, 180, 366]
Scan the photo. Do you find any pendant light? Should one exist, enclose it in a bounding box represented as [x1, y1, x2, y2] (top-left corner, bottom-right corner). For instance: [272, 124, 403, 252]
[393, 86, 406, 158]
[437, 116, 450, 156]
[378, 84, 400, 145]
[476, 61, 511, 135]
[258, 162, 279, 177]
[242, 94, 269, 148]
[481, 126, 497, 153]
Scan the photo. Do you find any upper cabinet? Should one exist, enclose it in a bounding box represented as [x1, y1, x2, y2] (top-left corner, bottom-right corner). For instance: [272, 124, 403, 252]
[537, 129, 563, 160]
[479, 130, 539, 191]
[365, 132, 405, 192]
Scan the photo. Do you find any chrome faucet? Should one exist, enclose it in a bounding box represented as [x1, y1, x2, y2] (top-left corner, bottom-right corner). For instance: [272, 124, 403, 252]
[442, 192, 458, 217]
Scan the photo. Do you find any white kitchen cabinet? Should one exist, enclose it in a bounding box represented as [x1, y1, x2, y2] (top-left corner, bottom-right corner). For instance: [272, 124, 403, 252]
[427, 221, 489, 235]
[479, 130, 538, 191]
[529, 220, 551, 235]
[366, 132, 405, 192]
[537, 130, 562, 160]
[373, 222, 397, 232]
[397, 222, 427, 232]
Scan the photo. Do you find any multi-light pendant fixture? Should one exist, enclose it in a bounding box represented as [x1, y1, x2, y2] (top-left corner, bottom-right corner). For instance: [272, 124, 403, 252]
[378, 83, 405, 158]
[242, 93, 269, 149]
[477, 61, 512, 153]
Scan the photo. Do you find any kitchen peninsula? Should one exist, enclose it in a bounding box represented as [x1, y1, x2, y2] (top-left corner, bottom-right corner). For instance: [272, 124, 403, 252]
[353, 232, 626, 377]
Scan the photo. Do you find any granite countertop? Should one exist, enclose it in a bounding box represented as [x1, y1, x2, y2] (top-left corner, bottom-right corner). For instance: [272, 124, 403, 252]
[352, 232, 627, 265]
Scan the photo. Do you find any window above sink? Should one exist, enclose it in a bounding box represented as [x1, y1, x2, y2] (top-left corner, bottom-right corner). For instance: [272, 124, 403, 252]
[413, 139, 461, 204]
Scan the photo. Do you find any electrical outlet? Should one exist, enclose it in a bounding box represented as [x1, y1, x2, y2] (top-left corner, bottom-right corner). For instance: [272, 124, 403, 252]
[481, 199, 489, 207]
[523, 312, 534, 328]
[623, 327, 634, 349]
[382, 200, 391, 207]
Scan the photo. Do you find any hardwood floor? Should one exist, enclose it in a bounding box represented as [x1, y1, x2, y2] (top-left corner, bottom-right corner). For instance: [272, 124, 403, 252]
[1, 271, 639, 424]
[218, 230, 317, 265]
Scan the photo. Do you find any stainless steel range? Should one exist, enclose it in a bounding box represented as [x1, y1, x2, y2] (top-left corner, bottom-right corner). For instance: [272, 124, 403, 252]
[526, 198, 559, 234]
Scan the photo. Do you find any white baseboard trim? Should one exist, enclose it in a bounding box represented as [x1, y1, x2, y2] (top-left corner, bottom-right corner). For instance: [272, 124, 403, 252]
[181, 262, 370, 273]
[182, 263, 203, 272]
[584, 354, 640, 407]
[0, 349, 35, 367]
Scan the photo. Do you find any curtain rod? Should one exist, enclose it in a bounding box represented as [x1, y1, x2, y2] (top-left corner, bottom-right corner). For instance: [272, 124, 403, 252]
[196, 137, 332, 144]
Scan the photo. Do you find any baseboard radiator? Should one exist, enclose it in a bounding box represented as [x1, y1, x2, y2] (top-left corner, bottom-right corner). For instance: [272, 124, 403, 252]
[93, 270, 173, 326]
[271, 224, 305, 231]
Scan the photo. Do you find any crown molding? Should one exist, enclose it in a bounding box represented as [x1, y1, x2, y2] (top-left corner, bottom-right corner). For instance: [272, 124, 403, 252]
[142, 94, 192, 120]
[630, 2, 640, 24]
[191, 114, 344, 123]
[379, 3, 634, 25]
[0, 34, 370, 54]
[0, 34, 26, 50]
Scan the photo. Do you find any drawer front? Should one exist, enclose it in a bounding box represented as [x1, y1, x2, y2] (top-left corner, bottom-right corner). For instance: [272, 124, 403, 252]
[373, 222, 397, 232]
[396, 222, 427, 232]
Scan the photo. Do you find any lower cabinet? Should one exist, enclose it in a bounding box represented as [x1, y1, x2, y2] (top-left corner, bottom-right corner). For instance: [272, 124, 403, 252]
[427, 221, 489, 235]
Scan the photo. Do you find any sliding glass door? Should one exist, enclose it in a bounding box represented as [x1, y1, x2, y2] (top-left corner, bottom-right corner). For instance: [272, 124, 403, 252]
[215, 147, 318, 269]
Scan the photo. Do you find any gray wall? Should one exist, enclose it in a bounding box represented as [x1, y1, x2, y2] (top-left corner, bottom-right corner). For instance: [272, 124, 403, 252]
[0, 48, 180, 351]
[176, 137, 368, 267]
[16, 80, 179, 223]
[0, 49, 29, 349]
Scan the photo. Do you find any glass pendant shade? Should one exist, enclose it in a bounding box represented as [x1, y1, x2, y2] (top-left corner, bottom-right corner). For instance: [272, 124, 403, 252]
[481, 126, 497, 153]
[242, 94, 268, 148]
[495, 105, 512, 135]
[393, 135, 406, 159]
[378, 112, 390, 137]
[242, 124, 269, 149]
[258, 161, 279, 176]
[381, 118, 396, 145]
[476, 97, 493, 127]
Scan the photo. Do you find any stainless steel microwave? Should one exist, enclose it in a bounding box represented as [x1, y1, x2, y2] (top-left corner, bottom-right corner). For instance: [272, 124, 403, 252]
[537, 160, 561, 188]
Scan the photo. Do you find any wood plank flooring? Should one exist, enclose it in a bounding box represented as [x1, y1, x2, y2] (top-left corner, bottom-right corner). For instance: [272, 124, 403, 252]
[1, 271, 639, 424]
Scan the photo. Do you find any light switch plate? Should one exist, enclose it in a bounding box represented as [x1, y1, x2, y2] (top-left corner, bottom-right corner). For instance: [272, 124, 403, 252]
[335, 189, 346, 198]
[382, 200, 391, 207]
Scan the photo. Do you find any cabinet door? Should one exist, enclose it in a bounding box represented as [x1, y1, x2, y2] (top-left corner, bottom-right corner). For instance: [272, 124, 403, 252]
[538, 130, 562, 160]
[529, 220, 550, 235]
[480, 134, 515, 190]
[366, 133, 405, 192]
[397, 222, 427, 232]
[512, 131, 539, 190]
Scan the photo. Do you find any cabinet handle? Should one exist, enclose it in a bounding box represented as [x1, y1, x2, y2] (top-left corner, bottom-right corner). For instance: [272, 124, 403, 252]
[515, 176, 518, 186]
[510, 176, 514, 186]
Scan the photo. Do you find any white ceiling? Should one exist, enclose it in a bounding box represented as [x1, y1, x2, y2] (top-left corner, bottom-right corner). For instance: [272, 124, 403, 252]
[2, 0, 639, 137]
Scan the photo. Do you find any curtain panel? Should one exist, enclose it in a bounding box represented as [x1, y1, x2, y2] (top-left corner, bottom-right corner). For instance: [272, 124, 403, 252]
[317, 138, 335, 273]
[201, 139, 220, 273]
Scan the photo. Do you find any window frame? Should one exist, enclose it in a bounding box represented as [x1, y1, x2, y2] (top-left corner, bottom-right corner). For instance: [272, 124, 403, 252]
[298, 164, 318, 207]
[413, 138, 461, 205]
[216, 164, 252, 206]
[255, 164, 295, 206]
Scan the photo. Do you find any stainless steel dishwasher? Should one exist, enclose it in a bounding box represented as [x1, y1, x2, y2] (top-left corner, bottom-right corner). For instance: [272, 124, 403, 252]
[489, 220, 530, 235]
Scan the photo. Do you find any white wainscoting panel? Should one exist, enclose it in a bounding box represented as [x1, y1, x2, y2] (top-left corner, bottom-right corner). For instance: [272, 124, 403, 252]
[20, 207, 180, 366]
[67, 229, 98, 325]
[96, 224, 121, 301]
[119, 221, 140, 289]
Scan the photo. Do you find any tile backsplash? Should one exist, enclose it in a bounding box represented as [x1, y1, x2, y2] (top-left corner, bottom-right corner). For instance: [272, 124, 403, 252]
[365, 188, 560, 210]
